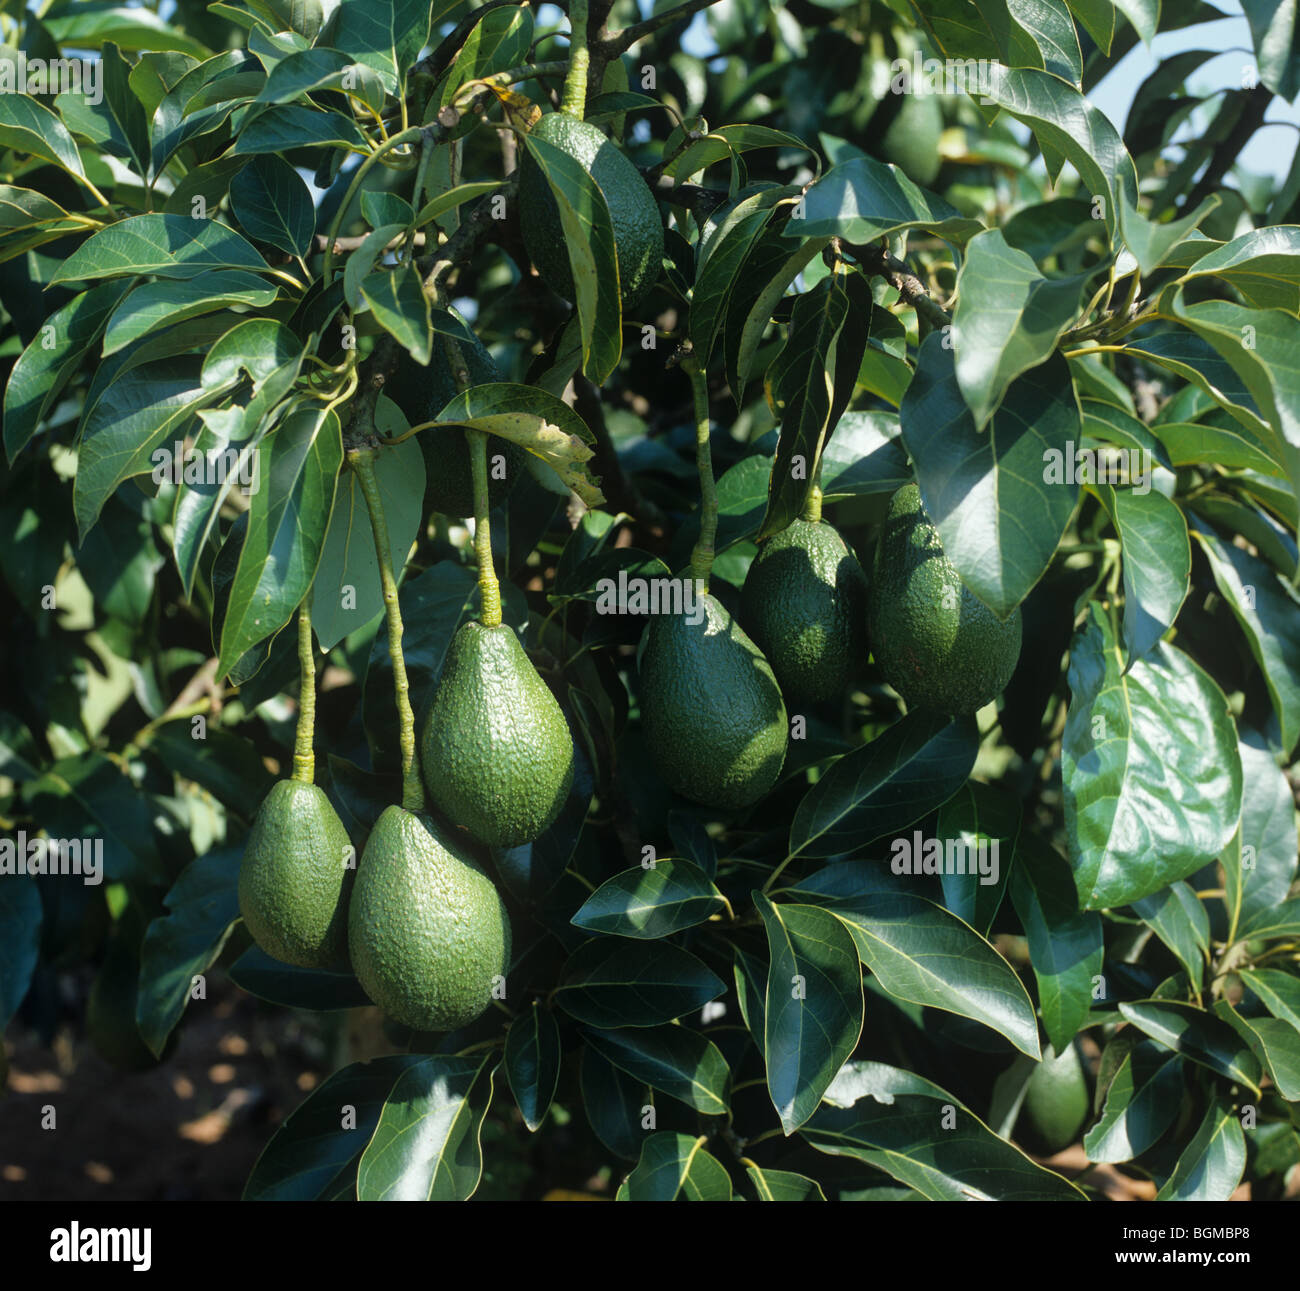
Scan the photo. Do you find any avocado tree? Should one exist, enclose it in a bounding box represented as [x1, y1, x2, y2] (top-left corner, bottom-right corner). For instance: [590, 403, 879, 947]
[2, 0, 1299, 1203]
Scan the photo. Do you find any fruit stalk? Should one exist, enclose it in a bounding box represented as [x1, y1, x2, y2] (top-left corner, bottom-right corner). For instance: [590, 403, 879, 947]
[684, 357, 716, 590]
[468, 428, 503, 628]
[292, 604, 317, 785]
[350, 448, 424, 811]
[801, 482, 823, 524]
[561, 0, 590, 117]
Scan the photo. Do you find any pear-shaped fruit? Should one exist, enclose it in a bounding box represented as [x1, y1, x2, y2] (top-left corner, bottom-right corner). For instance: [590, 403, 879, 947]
[348, 805, 512, 1032]
[1019, 1042, 1090, 1153]
[421, 621, 575, 848]
[639, 592, 788, 810]
[741, 518, 868, 703]
[238, 779, 354, 970]
[869, 483, 1022, 715]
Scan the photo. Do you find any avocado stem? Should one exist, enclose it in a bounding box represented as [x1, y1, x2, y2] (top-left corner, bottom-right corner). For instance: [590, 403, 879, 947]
[801, 483, 823, 524]
[468, 429, 504, 628]
[684, 357, 716, 591]
[291, 605, 317, 785]
[561, 0, 590, 117]
[350, 448, 425, 812]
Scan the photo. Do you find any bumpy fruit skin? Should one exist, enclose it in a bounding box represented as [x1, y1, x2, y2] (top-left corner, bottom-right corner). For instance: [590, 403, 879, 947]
[1019, 1042, 1090, 1153]
[518, 112, 664, 310]
[238, 779, 354, 970]
[386, 311, 525, 518]
[869, 483, 1022, 715]
[741, 518, 868, 703]
[348, 806, 511, 1032]
[421, 622, 576, 848]
[640, 592, 788, 810]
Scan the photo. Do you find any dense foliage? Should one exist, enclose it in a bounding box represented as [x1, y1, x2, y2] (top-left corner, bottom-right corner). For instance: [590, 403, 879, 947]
[2, 0, 1299, 1202]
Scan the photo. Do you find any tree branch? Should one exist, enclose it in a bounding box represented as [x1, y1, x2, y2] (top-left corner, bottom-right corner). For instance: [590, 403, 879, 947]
[844, 240, 952, 331]
[1179, 83, 1273, 217]
[603, 0, 722, 55]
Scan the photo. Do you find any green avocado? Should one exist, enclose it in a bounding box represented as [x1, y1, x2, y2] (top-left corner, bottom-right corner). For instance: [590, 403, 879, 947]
[348, 805, 511, 1032]
[518, 111, 664, 310]
[237, 779, 354, 970]
[387, 316, 525, 518]
[741, 518, 868, 703]
[1019, 1042, 1090, 1153]
[421, 621, 576, 848]
[869, 482, 1022, 715]
[639, 591, 788, 810]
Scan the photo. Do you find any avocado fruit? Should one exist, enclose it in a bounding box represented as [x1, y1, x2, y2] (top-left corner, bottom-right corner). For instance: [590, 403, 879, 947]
[518, 111, 664, 310]
[741, 518, 868, 703]
[869, 482, 1022, 715]
[421, 621, 576, 848]
[1019, 1042, 1090, 1153]
[348, 805, 511, 1032]
[386, 316, 525, 518]
[639, 590, 788, 810]
[238, 779, 354, 970]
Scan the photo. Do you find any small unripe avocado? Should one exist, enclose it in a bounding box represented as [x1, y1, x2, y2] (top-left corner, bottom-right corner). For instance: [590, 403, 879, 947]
[421, 621, 576, 848]
[869, 483, 1022, 715]
[386, 313, 525, 518]
[639, 591, 788, 810]
[741, 518, 867, 703]
[1019, 1042, 1090, 1153]
[518, 111, 664, 310]
[238, 779, 354, 970]
[348, 805, 511, 1032]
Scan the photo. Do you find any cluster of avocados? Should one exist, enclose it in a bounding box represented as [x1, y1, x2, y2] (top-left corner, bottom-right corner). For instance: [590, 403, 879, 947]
[239, 614, 573, 1034]
[640, 482, 1024, 812]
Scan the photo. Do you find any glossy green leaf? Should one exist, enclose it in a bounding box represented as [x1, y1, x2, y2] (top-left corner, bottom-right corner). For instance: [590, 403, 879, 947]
[1239, 969, 1300, 1032]
[753, 895, 863, 1133]
[556, 939, 725, 1028]
[1132, 882, 1210, 987]
[1117, 191, 1219, 276]
[1009, 832, 1103, 1053]
[1119, 1000, 1262, 1093]
[520, 130, 622, 384]
[1182, 226, 1300, 313]
[1098, 484, 1190, 664]
[504, 1002, 561, 1132]
[802, 1061, 1084, 1200]
[4, 281, 133, 461]
[746, 1165, 827, 1200]
[329, 0, 439, 92]
[233, 104, 368, 154]
[1063, 603, 1243, 909]
[357, 1054, 496, 1200]
[310, 430, 424, 650]
[440, 5, 534, 103]
[1192, 525, 1300, 756]
[54, 42, 150, 176]
[1216, 1001, 1300, 1100]
[229, 153, 315, 256]
[0, 92, 85, 178]
[360, 266, 432, 364]
[243, 1054, 425, 1200]
[103, 270, 278, 355]
[583, 1024, 730, 1115]
[571, 860, 726, 939]
[228, 947, 371, 1010]
[1243, 0, 1300, 99]
[789, 711, 979, 859]
[789, 865, 1040, 1058]
[52, 214, 268, 284]
[1244, 898, 1300, 940]
[935, 781, 1019, 936]
[1083, 1040, 1185, 1162]
[580, 1046, 649, 1160]
[217, 404, 343, 677]
[616, 1132, 733, 1200]
[1155, 1098, 1247, 1200]
[793, 155, 983, 242]
[903, 339, 1079, 618]
[952, 230, 1092, 428]
[136, 847, 242, 1056]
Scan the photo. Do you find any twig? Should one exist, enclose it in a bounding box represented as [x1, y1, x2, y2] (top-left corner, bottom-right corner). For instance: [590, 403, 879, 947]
[642, 172, 730, 216]
[603, 0, 722, 55]
[1179, 83, 1273, 216]
[845, 239, 952, 331]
